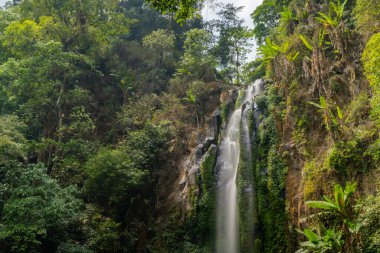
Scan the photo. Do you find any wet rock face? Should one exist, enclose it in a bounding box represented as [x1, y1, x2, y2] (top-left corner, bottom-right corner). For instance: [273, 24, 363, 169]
[177, 88, 238, 216]
[220, 89, 239, 105]
[178, 132, 217, 214]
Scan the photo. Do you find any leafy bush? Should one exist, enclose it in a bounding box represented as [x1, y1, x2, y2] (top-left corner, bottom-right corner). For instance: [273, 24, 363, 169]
[57, 243, 94, 253]
[84, 147, 148, 208]
[255, 93, 268, 112]
[178, 29, 216, 81]
[328, 139, 372, 177]
[299, 183, 358, 253]
[357, 194, 380, 251]
[0, 115, 27, 165]
[0, 164, 82, 252]
[84, 124, 168, 209]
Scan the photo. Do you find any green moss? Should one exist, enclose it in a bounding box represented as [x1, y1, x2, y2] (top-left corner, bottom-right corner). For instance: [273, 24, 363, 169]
[235, 89, 246, 108]
[221, 102, 230, 125]
[237, 112, 257, 252]
[188, 185, 198, 213]
[200, 145, 217, 192]
[190, 145, 218, 251]
[267, 146, 287, 195]
[255, 111, 288, 253]
[255, 93, 268, 113]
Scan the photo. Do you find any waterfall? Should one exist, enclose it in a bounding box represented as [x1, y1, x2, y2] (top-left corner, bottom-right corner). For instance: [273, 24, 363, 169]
[216, 80, 264, 253]
[240, 80, 264, 252]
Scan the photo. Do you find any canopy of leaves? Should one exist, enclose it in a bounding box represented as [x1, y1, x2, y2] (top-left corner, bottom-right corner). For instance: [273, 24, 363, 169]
[145, 0, 203, 23]
[0, 115, 26, 164]
[177, 28, 216, 81]
[84, 124, 168, 209]
[0, 164, 82, 253]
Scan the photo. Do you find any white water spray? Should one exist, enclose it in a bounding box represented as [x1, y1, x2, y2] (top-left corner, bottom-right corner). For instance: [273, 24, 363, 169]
[216, 80, 263, 253]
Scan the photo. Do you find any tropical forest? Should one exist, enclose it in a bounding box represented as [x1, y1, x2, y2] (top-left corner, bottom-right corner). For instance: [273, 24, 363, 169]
[0, 0, 379, 252]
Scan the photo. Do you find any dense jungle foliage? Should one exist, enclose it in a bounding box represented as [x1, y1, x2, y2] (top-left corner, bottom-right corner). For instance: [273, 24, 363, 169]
[0, 0, 380, 252]
[251, 0, 380, 252]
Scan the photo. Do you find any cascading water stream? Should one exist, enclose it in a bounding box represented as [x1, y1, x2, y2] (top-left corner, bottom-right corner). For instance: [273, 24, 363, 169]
[241, 80, 263, 252]
[216, 80, 263, 253]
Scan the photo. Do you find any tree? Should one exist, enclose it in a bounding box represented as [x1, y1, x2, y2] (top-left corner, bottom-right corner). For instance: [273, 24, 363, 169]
[177, 28, 216, 81]
[143, 29, 175, 65]
[19, 0, 130, 54]
[0, 115, 27, 165]
[0, 41, 92, 170]
[84, 124, 167, 211]
[227, 26, 252, 84]
[211, 4, 244, 67]
[84, 147, 148, 209]
[211, 4, 253, 84]
[144, 0, 203, 24]
[0, 0, 214, 252]
[185, 80, 211, 127]
[251, 0, 290, 45]
[0, 164, 83, 252]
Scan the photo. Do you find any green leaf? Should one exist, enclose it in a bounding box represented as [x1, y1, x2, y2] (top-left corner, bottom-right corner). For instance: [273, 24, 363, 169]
[323, 196, 335, 204]
[319, 96, 327, 108]
[308, 101, 323, 109]
[344, 182, 356, 203]
[292, 51, 300, 61]
[336, 106, 343, 119]
[306, 200, 339, 211]
[316, 12, 337, 26]
[300, 241, 318, 249]
[187, 93, 196, 103]
[304, 229, 319, 243]
[334, 184, 345, 211]
[331, 112, 338, 125]
[299, 34, 313, 51]
[282, 41, 289, 54]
